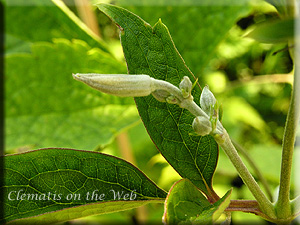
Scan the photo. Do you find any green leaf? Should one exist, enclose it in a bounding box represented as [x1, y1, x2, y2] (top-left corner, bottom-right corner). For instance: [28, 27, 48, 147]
[190, 189, 232, 224]
[291, 195, 300, 220]
[163, 179, 210, 224]
[246, 18, 295, 43]
[5, 0, 108, 54]
[163, 179, 232, 224]
[5, 39, 139, 151]
[1, 148, 167, 224]
[97, 3, 219, 197]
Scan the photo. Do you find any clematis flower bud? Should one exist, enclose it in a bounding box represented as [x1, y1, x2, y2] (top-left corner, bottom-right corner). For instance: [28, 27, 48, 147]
[166, 95, 179, 104]
[152, 90, 170, 102]
[73, 74, 156, 97]
[199, 85, 216, 115]
[192, 116, 212, 136]
[179, 76, 193, 98]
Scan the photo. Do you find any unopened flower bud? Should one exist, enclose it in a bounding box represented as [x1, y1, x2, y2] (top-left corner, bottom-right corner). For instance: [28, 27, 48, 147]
[179, 76, 193, 98]
[192, 116, 212, 136]
[73, 74, 156, 97]
[200, 85, 216, 115]
[152, 90, 170, 102]
[166, 95, 179, 104]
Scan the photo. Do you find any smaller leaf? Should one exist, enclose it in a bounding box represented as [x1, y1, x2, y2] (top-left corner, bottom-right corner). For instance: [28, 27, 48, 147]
[190, 189, 232, 224]
[163, 179, 232, 225]
[291, 195, 300, 220]
[246, 18, 294, 43]
[163, 179, 210, 224]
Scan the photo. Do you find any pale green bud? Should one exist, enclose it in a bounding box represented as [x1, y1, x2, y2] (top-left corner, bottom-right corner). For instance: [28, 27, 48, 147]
[192, 116, 212, 136]
[73, 74, 156, 97]
[152, 90, 170, 102]
[200, 85, 216, 115]
[179, 76, 193, 98]
[166, 95, 179, 104]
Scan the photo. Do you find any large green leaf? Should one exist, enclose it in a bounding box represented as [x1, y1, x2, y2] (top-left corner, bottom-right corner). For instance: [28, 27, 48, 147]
[114, 0, 252, 76]
[5, 39, 139, 151]
[97, 4, 219, 197]
[1, 148, 167, 224]
[5, 0, 107, 54]
[163, 179, 232, 224]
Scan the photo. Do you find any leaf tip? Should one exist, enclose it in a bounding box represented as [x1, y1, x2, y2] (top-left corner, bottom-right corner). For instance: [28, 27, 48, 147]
[95, 3, 116, 18]
[95, 2, 107, 10]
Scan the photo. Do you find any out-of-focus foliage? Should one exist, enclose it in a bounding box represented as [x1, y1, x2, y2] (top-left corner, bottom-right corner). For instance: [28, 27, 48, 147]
[246, 18, 294, 43]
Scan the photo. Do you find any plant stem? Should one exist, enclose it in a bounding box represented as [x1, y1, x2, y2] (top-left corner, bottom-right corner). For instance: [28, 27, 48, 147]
[215, 130, 276, 219]
[232, 140, 273, 200]
[226, 200, 270, 219]
[286, 0, 296, 18]
[276, 3, 300, 213]
[179, 99, 276, 218]
[276, 68, 300, 218]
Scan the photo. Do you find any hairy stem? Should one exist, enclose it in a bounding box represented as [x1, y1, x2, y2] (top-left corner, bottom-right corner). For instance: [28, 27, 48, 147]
[177, 95, 276, 218]
[153, 79, 185, 102]
[215, 131, 276, 218]
[275, 3, 300, 214]
[276, 70, 300, 218]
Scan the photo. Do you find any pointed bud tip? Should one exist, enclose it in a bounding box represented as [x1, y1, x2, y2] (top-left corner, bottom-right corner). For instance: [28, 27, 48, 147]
[179, 76, 193, 98]
[200, 84, 217, 115]
[72, 73, 106, 83]
[72, 73, 84, 81]
[192, 116, 212, 136]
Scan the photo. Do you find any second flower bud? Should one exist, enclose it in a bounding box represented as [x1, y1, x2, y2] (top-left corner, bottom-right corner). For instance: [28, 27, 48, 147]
[192, 116, 212, 136]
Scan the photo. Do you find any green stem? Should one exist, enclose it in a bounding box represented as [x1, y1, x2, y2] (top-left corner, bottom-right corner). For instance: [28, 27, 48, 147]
[276, 67, 300, 218]
[179, 98, 276, 218]
[215, 131, 276, 219]
[286, 0, 296, 18]
[232, 140, 273, 201]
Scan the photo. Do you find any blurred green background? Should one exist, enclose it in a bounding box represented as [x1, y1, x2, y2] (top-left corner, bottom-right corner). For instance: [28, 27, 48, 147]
[4, 0, 297, 224]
